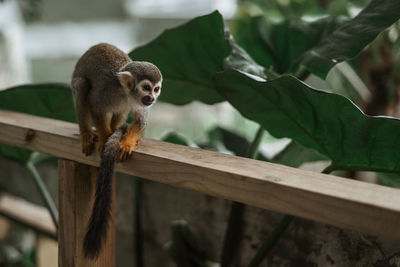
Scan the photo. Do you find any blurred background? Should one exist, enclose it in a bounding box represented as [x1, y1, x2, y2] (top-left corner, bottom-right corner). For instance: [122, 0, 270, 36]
[0, 0, 399, 266]
[0, 0, 247, 144]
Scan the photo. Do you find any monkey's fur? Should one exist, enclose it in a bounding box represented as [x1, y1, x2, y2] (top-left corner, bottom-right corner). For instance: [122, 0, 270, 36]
[71, 43, 162, 259]
[83, 123, 127, 259]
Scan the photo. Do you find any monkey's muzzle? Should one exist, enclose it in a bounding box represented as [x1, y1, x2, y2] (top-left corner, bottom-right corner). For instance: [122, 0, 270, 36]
[142, 95, 154, 106]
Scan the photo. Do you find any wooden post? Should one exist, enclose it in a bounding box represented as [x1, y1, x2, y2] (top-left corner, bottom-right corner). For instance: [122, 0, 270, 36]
[58, 160, 115, 267]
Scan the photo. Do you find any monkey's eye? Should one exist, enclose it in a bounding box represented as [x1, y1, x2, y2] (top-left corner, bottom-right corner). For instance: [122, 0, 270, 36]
[143, 85, 151, 91]
[154, 87, 160, 93]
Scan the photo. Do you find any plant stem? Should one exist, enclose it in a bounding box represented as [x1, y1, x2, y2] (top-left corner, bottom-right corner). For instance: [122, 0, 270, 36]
[26, 152, 58, 230]
[220, 202, 245, 267]
[134, 177, 144, 267]
[295, 67, 311, 81]
[248, 215, 294, 267]
[247, 126, 265, 159]
[220, 126, 264, 267]
[321, 164, 335, 174]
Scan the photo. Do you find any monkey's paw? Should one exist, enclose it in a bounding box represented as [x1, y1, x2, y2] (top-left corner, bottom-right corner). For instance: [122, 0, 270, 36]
[118, 138, 140, 161]
[80, 131, 97, 156]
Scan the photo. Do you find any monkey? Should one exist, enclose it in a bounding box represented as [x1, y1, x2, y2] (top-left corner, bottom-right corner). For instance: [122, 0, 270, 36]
[71, 43, 162, 259]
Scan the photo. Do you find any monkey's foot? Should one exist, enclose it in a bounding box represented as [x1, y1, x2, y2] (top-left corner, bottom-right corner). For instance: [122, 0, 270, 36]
[81, 131, 97, 156]
[118, 138, 140, 161]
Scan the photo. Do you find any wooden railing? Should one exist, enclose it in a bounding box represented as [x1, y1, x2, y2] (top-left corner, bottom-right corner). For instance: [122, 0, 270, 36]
[1, 109, 400, 266]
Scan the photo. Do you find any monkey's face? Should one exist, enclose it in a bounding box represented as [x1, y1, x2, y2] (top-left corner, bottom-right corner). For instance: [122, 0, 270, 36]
[118, 71, 162, 107]
[135, 79, 162, 107]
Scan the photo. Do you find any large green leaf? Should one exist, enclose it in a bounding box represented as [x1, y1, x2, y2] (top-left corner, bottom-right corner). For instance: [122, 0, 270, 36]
[0, 83, 75, 121]
[129, 11, 230, 105]
[234, 15, 345, 74]
[215, 69, 400, 173]
[302, 0, 400, 78]
[0, 83, 75, 163]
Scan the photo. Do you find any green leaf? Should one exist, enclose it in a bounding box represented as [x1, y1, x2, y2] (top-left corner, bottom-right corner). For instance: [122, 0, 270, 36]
[207, 127, 273, 161]
[233, 16, 275, 71]
[272, 141, 328, 168]
[129, 11, 230, 105]
[0, 83, 75, 121]
[162, 132, 198, 147]
[234, 15, 345, 74]
[234, 0, 400, 77]
[223, 37, 271, 79]
[207, 127, 250, 157]
[207, 127, 327, 168]
[378, 173, 400, 188]
[0, 83, 75, 163]
[302, 0, 400, 78]
[325, 62, 370, 105]
[215, 69, 400, 173]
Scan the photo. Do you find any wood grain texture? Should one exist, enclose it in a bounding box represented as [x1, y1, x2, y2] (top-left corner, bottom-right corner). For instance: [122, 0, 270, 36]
[58, 160, 115, 267]
[1, 110, 400, 239]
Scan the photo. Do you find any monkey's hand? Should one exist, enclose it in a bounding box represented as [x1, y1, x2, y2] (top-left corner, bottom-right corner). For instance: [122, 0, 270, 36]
[80, 131, 97, 156]
[118, 125, 141, 161]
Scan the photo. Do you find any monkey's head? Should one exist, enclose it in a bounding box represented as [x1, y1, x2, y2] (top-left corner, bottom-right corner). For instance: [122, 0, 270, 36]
[117, 61, 162, 107]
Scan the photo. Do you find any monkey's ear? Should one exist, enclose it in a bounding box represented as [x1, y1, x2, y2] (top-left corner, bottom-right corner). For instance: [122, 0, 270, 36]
[117, 71, 134, 89]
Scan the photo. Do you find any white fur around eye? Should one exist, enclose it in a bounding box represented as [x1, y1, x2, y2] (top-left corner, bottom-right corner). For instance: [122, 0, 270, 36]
[137, 80, 152, 91]
[153, 81, 162, 94]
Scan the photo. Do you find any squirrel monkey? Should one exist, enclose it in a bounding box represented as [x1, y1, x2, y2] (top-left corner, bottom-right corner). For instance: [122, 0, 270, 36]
[71, 43, 162, 259]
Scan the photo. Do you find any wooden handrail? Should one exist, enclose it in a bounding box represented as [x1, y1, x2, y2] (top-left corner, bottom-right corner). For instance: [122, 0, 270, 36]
[0, 109, 400, 240]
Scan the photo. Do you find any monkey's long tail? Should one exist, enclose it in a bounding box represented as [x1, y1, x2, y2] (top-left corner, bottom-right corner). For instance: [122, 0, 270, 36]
[83, 124, 128, 259]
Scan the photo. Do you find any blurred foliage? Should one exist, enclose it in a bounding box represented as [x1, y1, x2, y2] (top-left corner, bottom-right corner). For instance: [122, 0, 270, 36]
[165, 220, 217, 267]
[236, 0, 372, 20]
[0, 83, 74, 163]
[162, 132, 199, 148]
[0, 0, 43, 21]
[379, 173, 400, 188]
[0, 227, 35, 267]
[233, 15, 346, 74]
[17, 0, 42, 22]
[232, 0, 400, 78]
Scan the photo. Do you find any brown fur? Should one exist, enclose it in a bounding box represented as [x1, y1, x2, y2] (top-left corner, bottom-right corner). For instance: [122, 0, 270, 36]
[71, 43, 162, 259]
[71, 42, 162, 155]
